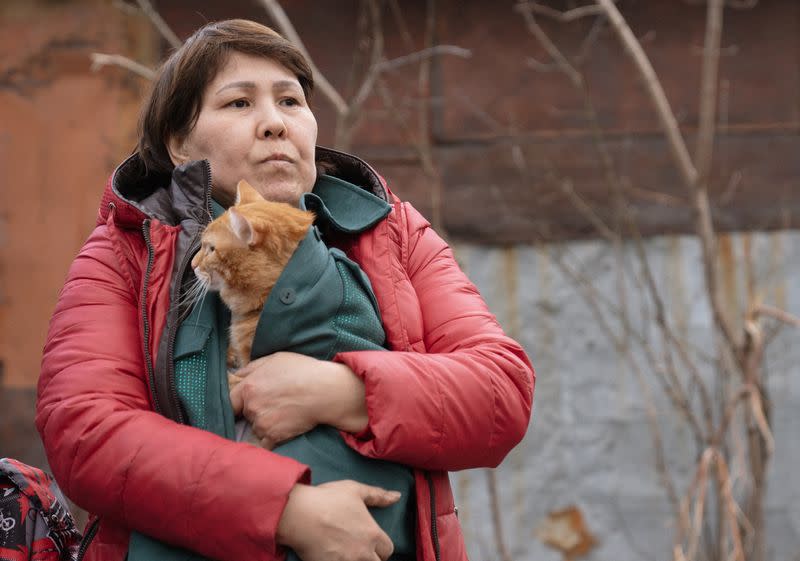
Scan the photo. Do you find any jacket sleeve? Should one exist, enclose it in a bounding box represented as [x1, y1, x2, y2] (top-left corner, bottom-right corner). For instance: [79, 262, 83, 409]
[336, 203, 534, 471]
[36, 225, 309, 561]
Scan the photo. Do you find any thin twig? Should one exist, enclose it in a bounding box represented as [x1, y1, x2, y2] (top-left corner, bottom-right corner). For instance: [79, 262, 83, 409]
[594, 0, 697, 187]
[349, 0, 385, 115]
[713, 453, 747, 561]
[694, 0, 724, 182]
[682, 448, 714, 560]
[258, 0, 349, 116]
[135, 0, 182, 49]
[112, 0, 140, 16]
[754, 304, 800, 327]
[388, 0, 415, 50]
[486, 470, 514, 561]
[557, 180, 620, 242]
[518, 7, 583, 87]
[514, 1, 609, 22]
[379, 45, 471, 71]
[574, 16, 608, 66]
[692, 0, 741, 357]
[89, 53, 156, 80]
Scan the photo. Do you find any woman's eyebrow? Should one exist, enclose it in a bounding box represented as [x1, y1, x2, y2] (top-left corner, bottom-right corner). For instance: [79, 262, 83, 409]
[215, 81, 256, 95]
[273, 80, 302, 92]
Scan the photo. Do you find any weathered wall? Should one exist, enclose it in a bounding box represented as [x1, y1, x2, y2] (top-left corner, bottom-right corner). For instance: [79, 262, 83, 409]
[452, 230, 800, 560]
[158, 0, 800, 241]
[0, 0, 155, 465]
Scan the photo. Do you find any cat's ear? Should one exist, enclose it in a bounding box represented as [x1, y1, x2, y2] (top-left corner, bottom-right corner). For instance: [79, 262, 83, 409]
[166, 135, 192, 166]
[235, 180, 263, 206]
[227, 208, 261, 246]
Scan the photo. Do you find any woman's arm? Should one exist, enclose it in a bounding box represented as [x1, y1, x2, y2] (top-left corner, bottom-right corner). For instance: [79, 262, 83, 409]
[36, 226, 310, 561]
[335, 203, 535, 471]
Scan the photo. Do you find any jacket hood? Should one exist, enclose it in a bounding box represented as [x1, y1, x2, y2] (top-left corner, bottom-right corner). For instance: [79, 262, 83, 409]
[97, 146, 390, 229]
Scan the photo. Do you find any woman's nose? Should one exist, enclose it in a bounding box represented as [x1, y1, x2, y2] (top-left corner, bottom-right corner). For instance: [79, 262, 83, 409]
[257, 104, 286, 138]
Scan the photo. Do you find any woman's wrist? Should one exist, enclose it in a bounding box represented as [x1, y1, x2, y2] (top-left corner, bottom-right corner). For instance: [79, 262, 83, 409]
[318, 361, 369, 433]
[276, 483, 310, 547]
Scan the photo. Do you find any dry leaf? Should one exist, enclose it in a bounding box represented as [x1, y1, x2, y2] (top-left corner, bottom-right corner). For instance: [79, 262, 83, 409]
[535, 505, 598, 561]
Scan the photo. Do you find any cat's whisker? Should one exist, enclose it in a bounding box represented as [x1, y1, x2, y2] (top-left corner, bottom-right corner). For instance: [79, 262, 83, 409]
[178, 279, 202, 308]
[177, 276, 210, 323]
[191, 283, 210, 330]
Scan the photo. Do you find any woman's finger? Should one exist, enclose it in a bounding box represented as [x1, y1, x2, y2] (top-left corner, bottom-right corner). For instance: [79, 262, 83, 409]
[259, 436, 275, 451]
[229, 381, 244, 416]
[355, 482, 401, 508]
[373, 530, 394, 561]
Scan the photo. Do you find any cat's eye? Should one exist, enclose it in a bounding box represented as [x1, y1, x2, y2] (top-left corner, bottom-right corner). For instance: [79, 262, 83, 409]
[208, 244, 215, 253]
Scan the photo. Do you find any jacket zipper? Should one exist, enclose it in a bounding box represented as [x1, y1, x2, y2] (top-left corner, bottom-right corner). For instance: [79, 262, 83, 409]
[141, 219, 161, 414]
[76, 517, 100, 561]
[426, 473, 441, 561]
[163, 243, 199, 424]
[163, 159, 213, 424]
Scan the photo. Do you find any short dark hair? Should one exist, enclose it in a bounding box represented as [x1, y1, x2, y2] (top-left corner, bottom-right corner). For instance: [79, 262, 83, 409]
[137, 19, 314, 174]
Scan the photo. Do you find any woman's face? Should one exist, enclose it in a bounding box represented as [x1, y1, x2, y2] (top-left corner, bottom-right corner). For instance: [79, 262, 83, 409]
[168, 51, 318, 205]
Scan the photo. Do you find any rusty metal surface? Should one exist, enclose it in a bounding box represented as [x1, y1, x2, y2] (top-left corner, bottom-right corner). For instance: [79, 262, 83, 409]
[435, 0, 800, 138]
[0, 0, 155, 389]
[433, 131, 800, 243]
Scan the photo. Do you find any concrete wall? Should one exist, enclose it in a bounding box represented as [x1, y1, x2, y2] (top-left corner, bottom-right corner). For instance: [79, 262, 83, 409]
[451, 230, 800, 560]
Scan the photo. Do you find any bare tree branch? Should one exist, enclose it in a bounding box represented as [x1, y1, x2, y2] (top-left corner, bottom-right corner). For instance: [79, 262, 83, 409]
[594, 0, 698, 187]
[135, 0, 182, 49]
[379, 45, 471, 72]
[514, 1, 610, 22]
[89, 53, 156, 80]
[683, 0, 758, 8]
[349, 0, 385, 109]
[112, 0, 140, 16]
[486, 469, 514, 561]
[517, 6, 583, 87]
[258, 0, 349, 116]
[754, 304, 800, 327]
[694, 0, 724, 182]
[691, 0, 742, 357]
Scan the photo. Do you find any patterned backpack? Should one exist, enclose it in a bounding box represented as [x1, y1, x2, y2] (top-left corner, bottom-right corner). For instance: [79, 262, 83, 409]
[0, 458, 81, 561]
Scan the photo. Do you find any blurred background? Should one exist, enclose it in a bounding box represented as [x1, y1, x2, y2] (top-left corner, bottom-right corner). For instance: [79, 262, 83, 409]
[1, 0, 798, 560]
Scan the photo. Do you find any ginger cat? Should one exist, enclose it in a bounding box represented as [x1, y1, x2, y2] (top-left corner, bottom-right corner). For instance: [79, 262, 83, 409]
[190, 179, 314, 371]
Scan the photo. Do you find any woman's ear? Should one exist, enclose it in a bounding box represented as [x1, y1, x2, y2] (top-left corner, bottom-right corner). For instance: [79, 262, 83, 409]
[166, 135, 191, 166]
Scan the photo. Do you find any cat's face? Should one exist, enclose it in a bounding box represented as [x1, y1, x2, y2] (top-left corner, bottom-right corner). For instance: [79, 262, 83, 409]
[190, 180, 314, 312]
[191, 217, 243, 292]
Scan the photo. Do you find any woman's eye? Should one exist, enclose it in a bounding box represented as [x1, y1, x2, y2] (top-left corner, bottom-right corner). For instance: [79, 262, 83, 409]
[280, 97, 300, 107]
[228, 99, 250, 109]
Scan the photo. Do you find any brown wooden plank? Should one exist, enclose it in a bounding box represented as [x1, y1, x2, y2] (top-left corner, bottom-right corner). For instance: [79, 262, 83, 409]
[435, 0, 800, 139]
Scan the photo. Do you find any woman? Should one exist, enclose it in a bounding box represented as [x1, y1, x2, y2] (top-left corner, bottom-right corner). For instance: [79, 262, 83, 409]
[36, 19, 534, 561]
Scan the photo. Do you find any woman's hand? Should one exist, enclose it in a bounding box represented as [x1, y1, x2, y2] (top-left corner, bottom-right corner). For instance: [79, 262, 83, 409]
[229, 352, 369, 449]
[278, 481, 399, 561]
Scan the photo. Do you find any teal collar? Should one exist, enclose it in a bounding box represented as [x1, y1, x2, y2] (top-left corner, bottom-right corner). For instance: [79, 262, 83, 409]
[303, 174, 391, 234]
[210, 199, 226, 219]
[211, 175, 390, 233]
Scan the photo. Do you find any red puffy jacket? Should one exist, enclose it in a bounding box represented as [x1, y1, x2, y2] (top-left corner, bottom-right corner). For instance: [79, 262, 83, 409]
[36, 148, 534, 561]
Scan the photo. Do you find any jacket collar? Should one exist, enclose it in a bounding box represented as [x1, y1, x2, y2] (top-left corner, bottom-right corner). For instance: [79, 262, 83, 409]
[98, 146, 390, 229]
